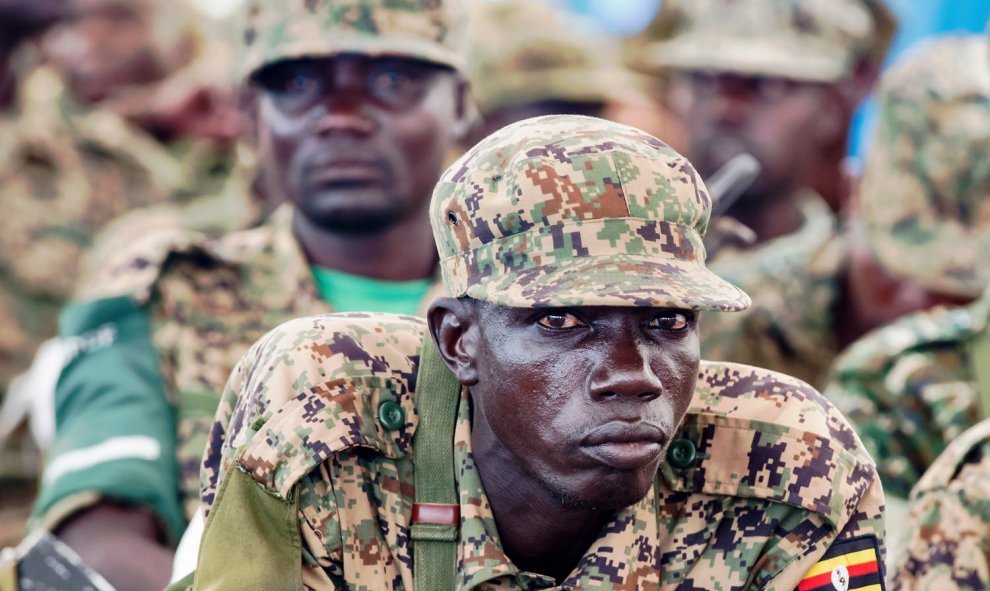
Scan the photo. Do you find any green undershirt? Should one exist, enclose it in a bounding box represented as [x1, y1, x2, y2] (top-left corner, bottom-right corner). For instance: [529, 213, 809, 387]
[310, 266, 432, 315]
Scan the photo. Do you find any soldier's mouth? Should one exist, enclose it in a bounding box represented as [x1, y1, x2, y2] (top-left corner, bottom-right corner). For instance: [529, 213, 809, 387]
[580, 422, 667, 470]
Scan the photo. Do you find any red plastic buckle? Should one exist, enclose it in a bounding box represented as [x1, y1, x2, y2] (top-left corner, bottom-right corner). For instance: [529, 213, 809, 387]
[411, 503, 460, 525]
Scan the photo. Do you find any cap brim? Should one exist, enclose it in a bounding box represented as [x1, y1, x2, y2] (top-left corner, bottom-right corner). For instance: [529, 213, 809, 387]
[645, 36, 850, 83]
[244, 35, 465, 81]
[461, 254, 751, 311]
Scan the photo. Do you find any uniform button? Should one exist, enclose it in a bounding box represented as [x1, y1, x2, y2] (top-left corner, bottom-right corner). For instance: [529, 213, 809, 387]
[378, 400, 405, 431]
[667, 438, 697, 469]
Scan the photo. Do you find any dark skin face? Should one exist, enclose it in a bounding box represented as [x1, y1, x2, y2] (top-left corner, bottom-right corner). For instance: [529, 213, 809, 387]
[41, 0, 169, 104]
[667, 71, 846, 241]
[836, 234, 975, 348]
[430, 299, 700, 580]
[255, 55, 465, 235]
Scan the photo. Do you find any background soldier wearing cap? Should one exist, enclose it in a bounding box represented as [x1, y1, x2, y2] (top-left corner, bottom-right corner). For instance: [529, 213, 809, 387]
[822, 35, 990, 563]
[634, 0, 896, 388]
[174, 115, 886, 590]
[463, 0, 676, 149]
[17, 0, 469, 588]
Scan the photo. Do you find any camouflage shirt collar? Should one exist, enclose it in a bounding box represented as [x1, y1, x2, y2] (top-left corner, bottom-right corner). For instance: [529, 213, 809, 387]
[236, 203, 329, 315]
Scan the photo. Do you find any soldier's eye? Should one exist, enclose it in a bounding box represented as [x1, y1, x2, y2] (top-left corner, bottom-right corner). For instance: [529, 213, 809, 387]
[280, 73, 321, 97]
[536, 312, 585, 330]
[648, 310, 693, 332]
[367, 65, 434, 107]
[257, 64, 324, 105]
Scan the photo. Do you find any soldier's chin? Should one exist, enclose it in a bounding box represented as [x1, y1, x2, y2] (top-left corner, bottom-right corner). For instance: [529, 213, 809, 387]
[299, 191, 404, 235]
[538, 473, 653, 512]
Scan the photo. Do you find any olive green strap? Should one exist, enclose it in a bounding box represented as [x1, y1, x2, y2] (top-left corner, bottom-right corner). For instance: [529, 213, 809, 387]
[411, 337, 462, 591]
[973, 328, 990, 420]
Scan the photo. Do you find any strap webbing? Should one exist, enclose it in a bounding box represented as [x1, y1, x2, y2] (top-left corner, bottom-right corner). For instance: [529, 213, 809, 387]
[411, 337, 462, 591]
[973, 328, 990, 420]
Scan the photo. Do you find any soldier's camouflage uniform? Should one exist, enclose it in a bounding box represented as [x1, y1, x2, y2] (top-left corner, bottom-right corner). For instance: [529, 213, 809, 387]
[181, 116, 887, 590]
[823, 36, 990, 499]
[30, 0, 464, 543]
[634, 0, 896, 388]
[891, 414, 990, 590]
[0, 64, 232, 393]
[821, 35, 990, 566]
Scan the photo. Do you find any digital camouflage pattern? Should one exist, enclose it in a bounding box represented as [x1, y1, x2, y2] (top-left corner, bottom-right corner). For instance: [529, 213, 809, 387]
[860, 36, 990, 299]
[39, 206, 332, 530]
[824, 288, 990, 501]
[36, 205, 444, 533]
[76, 146, 266, 286]
[0, 65, 231, 393]
[701, 192, 843, 388]
[891, 418, 990, 590]
[636, 0, 896, 81]
[466, 1, 645, 114]
[237, 0, 469, 80]
[194, 312, 886, 590]
[430, 115, 751, 311]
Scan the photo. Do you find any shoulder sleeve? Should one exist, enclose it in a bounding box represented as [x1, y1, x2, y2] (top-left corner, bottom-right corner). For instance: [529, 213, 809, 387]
[194, 313, 425, 587]
[72, 227, 211, 303]
[891, 419, 990, 591]
[31, 295, 184, 542]
[681, 362, 886, 590]
[825, 307, 979, 500]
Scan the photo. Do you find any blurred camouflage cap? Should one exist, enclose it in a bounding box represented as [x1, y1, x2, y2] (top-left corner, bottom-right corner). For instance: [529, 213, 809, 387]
[236, 0, 468, 81]
[430, 115, 751, 310]
[861, 36, 990, 299]
[638, 0, 896, 82]
[467, 1, 647, 114]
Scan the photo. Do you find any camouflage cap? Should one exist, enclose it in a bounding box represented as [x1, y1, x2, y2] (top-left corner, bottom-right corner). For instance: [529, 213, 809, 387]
[430, 114, 751, 310]
[467, 1, 647, 114]
[638, 0, 896, 82]
[860, 36, 990, 299]
[236, 0, 468, 81]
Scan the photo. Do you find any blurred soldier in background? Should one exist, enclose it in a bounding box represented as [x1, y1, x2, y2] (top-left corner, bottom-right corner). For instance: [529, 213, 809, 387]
[0, 0, 243, 552]
[823, 35, 990, 561]
[635, 0, 895, 387]
[0, 0, 240, 401]
[464, 0, 682, 149]
[15, 0, 469, 588]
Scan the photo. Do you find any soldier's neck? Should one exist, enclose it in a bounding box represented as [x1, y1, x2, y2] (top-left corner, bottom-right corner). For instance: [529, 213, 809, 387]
[472, 428, 614, 583]
[292, 206, 437, 281]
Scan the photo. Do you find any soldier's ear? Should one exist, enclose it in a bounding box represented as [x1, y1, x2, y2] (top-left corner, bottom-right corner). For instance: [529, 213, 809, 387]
[427, 297, 480, 386]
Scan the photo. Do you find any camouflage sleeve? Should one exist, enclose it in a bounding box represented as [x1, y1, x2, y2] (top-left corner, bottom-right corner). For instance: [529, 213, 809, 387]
[891, 421, 990, 591]
[827, 346, 979, 500]
[198, 313, 426, 587]
[763, 452, 887, 590]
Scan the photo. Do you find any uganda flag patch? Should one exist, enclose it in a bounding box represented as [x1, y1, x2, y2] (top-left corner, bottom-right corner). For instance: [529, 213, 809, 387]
[796, 535, 884, 591]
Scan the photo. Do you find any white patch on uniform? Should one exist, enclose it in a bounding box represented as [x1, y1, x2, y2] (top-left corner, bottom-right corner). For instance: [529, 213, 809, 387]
[831, 564, 850, 591]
